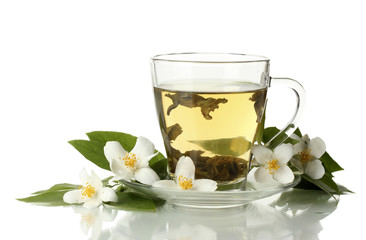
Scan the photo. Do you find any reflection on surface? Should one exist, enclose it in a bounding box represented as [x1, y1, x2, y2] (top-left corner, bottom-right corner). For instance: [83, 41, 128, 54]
[86, 189, 337, 240]
[72, 206, 117, 240]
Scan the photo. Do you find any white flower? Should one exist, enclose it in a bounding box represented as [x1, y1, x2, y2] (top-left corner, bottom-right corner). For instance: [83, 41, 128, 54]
[251, 144, 295, 184]
[152, 156, 217, 191]
[63, 169, 118, 208]
[291, 134, 326, 179]
[103, 136, 160, 185]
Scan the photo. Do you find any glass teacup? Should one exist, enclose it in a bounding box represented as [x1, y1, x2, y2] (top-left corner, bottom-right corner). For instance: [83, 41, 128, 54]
[151, 53, 305, 188]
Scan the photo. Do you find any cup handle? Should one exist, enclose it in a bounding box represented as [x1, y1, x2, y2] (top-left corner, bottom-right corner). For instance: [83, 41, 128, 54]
[265, 77, 306, 149]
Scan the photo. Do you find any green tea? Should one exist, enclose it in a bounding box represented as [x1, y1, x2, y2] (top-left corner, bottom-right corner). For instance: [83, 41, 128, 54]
[154, 82, 267, 184]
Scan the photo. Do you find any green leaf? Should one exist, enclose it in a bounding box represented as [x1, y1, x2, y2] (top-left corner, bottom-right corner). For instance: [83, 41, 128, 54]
[68, 140, 110, 171]
[17, 190, 72, 206]
[293, 128, 302, 138]
[18, 183, 80, 206]
[102, 176, 113, 186]
[298, 173, 340, 196]
[337, 184, 354, 194]
[104, 192, 156, 211]
[189, 136, 251, 156]
[262, 127, 299, 147]
[149, 156, 168, 180]
[318, 172, 340, 195]
[319, 152, 344, 173]
[86, 131, 137, 152]
[149, 151, 166, 165]
[255, 112, 266, 144]
[32, 183, 80, 195]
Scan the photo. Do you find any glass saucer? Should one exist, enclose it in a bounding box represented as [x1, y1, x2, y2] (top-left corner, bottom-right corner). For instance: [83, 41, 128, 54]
[121, 175, 301, 209]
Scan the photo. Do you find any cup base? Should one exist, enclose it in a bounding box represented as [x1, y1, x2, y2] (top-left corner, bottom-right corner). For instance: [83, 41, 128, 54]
[216, 178, 247, 191]
[163, 202, 251, 212]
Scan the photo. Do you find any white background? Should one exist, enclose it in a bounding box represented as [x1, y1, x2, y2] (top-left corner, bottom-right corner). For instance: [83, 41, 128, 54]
[1, 0, 365, 239]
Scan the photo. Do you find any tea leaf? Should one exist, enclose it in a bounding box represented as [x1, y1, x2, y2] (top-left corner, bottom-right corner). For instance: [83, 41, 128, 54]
[104, 192, 156, 211]
[189, 136, 251, 156]
[166, 124, 183, 142]
[165, 92, 228, 120]
[68, 140, 110, 171]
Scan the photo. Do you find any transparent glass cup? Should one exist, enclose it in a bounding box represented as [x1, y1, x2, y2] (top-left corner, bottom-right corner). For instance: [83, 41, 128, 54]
[151, 53, 305, 188]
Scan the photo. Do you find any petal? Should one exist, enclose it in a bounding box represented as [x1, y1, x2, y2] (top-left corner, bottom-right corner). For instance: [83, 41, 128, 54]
[251, 145, 273, 164]
[63, 190, 83, 204]
[290, 157, 304, 172]
[152, 180, 179, 189]
[79, 168, 91, 184]
[130, 136, 155, 159]
[110, 158, 128, 176]
[305, 159, 325, 179]
[90, 218, 103, 240]
[83, 198, 102, 209]
[108, 175, 128, 185]
[309, 137, 326, 158]
[273, 144, 293, 164]
[290, 133, 301, 141]
[104, 141, 127, 164]
[254, 167, 274, 183]
[113, 170, 134, 181]
[134, 167, 160, 185]
[80, 218, 91, 235]
[293, 141, 306, 155]
[90, 170, 103, 191]
[302, 134, 310, 145]
[192, 179, 217, 191]
[273, 165, 294, 184]
[247, 169, 280, 189]
[175, 156, 195, 182]
[100, 187, 118, 202]
[136, 152, 158, 169]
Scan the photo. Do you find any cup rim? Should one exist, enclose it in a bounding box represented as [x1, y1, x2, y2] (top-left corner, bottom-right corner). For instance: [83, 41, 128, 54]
[151, 52, 269, 63]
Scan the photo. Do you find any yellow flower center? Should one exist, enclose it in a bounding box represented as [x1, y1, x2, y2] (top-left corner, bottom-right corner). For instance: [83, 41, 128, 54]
[81, 183, 96, 199]
[178, 175, 193, 190]
[122, 152, 138, 168]
[265, 158, 280, 175]
[299, 148, 312, 165]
